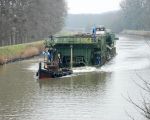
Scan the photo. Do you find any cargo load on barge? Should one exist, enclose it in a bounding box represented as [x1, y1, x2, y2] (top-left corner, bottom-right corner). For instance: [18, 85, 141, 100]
[37, 26, 118, 79]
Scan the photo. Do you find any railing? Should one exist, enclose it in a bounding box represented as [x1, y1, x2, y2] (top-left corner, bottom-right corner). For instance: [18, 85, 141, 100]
[54, 37, 94, 44]
[45, 34, 108, 45]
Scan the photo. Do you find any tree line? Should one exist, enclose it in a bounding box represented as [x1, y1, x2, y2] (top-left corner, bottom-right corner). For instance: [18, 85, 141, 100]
[1, 0, 150, 46]
[0, 0, 67, 46]
[120, 0, 150, 30]
[65, 12, 123, 33]
[65, 0, 150, 33]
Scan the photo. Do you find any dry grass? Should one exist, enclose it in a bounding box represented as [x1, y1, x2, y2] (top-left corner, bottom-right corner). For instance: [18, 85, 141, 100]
[122, 30, 150, 37]
[20, 47, 39, 58]
[0, 41, 44, 65]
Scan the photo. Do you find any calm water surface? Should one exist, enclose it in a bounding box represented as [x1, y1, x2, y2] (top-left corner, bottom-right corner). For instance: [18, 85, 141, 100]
[0, 35, 150, 120]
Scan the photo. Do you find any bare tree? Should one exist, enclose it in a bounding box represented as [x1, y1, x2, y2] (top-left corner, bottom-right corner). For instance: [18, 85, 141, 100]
[0, 0, 67, 46]
[120, 0, 150, 30]
[126, 71, 150, 120]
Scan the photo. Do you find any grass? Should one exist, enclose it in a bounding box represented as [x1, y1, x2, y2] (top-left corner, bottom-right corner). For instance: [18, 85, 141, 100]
[0, 41, 44, 64]
[122, 30, 150, 37]
[0, 44, 26, 56]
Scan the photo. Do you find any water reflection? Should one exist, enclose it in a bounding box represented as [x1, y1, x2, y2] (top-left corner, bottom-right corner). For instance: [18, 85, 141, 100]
[0, 35, 150, 120]
[38, 72, 108, 96]
[0, 61, 112, 120]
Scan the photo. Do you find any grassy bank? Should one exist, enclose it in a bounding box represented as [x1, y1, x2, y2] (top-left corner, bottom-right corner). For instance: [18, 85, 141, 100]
[121, 30, 150, 37]
[0, 41, 44, 65]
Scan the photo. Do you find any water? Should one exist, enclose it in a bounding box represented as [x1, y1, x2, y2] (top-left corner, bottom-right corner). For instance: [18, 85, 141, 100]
[0, 35, 150, 120]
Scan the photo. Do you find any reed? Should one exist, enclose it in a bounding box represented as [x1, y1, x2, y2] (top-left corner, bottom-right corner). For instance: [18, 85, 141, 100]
[0, 41, 44, 65]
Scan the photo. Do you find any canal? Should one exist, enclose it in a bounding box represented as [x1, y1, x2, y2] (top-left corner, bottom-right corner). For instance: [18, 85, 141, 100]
[0, 35, 150, 120]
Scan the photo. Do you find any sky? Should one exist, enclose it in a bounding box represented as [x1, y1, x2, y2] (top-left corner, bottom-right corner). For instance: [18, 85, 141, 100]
[66, 0, 122, 14]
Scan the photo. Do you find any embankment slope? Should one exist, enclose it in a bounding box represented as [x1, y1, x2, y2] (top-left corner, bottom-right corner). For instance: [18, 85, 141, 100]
[122, 30, 150, 37]
[0, 41, 44, 65]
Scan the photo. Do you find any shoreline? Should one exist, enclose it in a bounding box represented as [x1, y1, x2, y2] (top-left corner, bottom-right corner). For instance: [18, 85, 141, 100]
[121, 30, 150, 37]
[0, 41, 44, 65]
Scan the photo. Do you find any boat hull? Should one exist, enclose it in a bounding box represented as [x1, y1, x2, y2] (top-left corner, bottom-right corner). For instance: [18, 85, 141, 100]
[37, 68, 73, 79]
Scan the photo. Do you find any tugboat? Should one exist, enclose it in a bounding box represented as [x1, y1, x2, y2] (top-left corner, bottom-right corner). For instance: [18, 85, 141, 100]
[36, 47, 73, 79]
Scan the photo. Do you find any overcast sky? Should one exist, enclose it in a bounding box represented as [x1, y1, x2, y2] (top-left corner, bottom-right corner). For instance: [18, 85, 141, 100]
[66, 0, 122, 14]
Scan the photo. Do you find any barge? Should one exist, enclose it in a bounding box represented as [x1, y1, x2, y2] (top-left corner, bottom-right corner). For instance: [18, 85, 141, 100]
[37, 26, 118, 79]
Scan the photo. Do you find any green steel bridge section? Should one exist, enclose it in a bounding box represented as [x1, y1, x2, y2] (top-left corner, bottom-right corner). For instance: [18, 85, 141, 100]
[45, 33, 117, 67]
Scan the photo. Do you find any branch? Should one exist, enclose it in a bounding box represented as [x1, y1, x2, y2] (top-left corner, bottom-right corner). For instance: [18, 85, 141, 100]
[134, 71, 150, 93]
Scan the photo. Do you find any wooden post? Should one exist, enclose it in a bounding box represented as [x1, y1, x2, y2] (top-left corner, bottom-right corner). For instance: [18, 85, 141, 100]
[70, 45, 73, 69]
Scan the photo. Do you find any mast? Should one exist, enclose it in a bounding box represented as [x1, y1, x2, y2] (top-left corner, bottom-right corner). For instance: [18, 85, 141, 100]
[70, 45, 73, 69]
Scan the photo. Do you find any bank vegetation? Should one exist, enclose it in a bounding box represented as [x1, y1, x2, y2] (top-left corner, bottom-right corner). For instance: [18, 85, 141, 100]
[0, 41, 44, 65]
[121, 30, 150, 37]
[0, 0, 67, 46]
[65, 0, 150, 34]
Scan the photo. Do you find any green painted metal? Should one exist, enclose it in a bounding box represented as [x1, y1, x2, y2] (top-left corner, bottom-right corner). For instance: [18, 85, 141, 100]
[45, 33, 117, 67]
